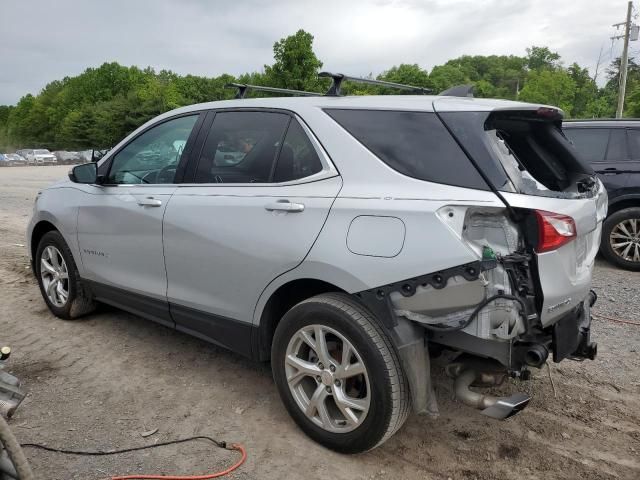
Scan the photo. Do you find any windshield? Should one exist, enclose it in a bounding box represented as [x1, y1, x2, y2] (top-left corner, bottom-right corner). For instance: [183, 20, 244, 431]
[34, 149, 50, 155]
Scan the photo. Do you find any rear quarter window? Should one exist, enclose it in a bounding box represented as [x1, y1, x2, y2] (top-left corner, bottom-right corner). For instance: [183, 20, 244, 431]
[324, 109, 488, 190]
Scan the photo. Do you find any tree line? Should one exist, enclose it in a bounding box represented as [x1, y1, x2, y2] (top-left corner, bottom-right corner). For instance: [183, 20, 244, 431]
[0, 29, 638, 151]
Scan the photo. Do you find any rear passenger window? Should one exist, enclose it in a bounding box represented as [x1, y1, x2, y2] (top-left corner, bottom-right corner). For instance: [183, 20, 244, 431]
[195, 111, 289, 183]
[563, 128, 609, 163]
[273, 119, 323, 182]
[325, 109, 487, 189]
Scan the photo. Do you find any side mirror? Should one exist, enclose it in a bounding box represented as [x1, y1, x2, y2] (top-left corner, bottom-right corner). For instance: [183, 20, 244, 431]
[69, 162, 98, 184]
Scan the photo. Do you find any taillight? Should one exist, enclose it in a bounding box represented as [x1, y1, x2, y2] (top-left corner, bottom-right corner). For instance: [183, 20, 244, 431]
[535, 210, 576, 253]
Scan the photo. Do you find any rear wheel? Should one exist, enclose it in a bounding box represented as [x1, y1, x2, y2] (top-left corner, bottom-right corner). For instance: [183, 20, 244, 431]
[35, 231, 96, 319]
[601, 207, 640, 271]
[271, 293, 410, 453]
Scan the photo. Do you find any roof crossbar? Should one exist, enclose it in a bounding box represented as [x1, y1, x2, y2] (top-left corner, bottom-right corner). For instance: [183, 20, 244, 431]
[225, 83, 322, 99]
[318, 72, 432, 96]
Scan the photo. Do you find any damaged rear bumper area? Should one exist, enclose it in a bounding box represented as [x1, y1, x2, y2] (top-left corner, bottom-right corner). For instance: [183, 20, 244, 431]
[356, 252, 598, 420]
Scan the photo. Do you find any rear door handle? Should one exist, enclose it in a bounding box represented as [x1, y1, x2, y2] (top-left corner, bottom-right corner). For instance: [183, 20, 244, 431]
[137, 196, 162, 207]
[264, 200, 305, 213]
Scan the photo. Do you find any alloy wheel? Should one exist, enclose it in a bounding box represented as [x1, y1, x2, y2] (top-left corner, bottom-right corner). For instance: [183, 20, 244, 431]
[609, 218, 640, 263]
[285, 324, 370, 433]
[40, 245, 69, 307]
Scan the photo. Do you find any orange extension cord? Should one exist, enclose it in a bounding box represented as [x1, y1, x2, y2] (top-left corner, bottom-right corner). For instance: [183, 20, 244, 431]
[593, 312, 640, 326]
[110, 443, 247, 480]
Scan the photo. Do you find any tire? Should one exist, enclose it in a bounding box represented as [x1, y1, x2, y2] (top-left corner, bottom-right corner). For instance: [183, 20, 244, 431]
[35, 230, 96, 319]
[271, 292, 410, 453]
[600, 207, 640, 271]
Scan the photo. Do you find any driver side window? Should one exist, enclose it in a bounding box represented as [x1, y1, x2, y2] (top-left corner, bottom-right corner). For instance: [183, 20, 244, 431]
[107, 115, 199, 184]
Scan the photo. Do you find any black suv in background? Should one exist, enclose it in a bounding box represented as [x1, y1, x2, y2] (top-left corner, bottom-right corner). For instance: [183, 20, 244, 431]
[564, 120, 640, 270]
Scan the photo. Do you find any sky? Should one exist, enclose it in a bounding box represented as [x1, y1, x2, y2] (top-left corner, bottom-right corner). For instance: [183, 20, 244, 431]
[0, 0, 635, 105]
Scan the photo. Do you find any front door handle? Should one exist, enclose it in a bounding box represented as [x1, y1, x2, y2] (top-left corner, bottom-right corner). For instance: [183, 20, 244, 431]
[265, 200, 305, 213]
[137, 196, 162, 207]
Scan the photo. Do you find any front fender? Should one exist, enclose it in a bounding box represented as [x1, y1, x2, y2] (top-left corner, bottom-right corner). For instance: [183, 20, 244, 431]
[28, 186, 83, 275]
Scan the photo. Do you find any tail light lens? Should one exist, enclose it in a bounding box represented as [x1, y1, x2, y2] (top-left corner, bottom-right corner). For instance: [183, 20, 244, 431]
[535, 210, 576, 253]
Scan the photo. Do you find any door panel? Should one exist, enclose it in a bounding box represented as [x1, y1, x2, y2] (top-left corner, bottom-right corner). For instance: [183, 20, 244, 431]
[163, 177, 342, 339]
[76, 114, 201, 326]
[564, 127, 628, 197]
[77, 185, 176, 326]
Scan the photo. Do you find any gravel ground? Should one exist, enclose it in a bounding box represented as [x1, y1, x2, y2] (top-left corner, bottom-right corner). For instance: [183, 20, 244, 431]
[1, 166, 639, 480]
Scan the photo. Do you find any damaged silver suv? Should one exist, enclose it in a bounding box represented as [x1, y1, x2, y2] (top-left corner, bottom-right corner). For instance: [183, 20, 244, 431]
[28, 81, 606, 453]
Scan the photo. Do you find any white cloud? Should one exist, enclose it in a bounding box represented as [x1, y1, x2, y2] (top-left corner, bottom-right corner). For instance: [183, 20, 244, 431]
[0, 0, 629, 104]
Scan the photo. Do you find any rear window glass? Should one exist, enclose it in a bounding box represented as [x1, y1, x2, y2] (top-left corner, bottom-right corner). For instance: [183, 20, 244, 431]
[563, 128, 609, 163]
[324, 109, 488, 190]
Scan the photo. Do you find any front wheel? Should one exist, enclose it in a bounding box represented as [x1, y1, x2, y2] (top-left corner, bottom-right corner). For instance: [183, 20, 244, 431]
[271, 293, 410, 453]
[600, 207, 640, 271]
[35, 231, 96, 319]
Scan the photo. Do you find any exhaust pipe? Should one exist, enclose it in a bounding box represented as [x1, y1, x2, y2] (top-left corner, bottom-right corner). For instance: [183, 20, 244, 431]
[447, 355, 530, 420]
[453, 369, 530, 419]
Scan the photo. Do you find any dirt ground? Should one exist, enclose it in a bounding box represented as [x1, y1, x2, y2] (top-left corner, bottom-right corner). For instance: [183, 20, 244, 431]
[1, 165, 639, 480]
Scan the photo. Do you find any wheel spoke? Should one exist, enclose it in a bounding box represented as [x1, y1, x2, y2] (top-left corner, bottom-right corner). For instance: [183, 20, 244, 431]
[40, 258, 56, 276]
[634, 244, 640, 262]
[618, 222, 633, 237]
[622, 242, 633, 259]
[612, 241, 631, 249]
[305, 385, 329, 424]
[313, 326, 331, 366]
[333, 389, 368, 411]
[286, 354, 321, 386]
[57, 282, 68, 303]
[47, 278, 58, 302]
[338, 361, 366, 379]
[611, 232, 631, 240]
[48, 247, 61, 270]
[333, 387, 368, 425]
[299, 329, 316, 350]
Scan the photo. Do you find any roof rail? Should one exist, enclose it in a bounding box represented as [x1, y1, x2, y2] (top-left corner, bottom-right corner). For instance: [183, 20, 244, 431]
[225, 83, 322, 99]
[318, 72, 432, 96]
[439, 84, 475, 97]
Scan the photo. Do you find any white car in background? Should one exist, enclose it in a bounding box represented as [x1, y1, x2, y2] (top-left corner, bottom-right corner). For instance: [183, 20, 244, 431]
[17, 149, 57, 164]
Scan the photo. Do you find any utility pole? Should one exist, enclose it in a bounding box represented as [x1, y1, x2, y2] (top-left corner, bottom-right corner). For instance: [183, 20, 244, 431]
[615, 1, 633, 118]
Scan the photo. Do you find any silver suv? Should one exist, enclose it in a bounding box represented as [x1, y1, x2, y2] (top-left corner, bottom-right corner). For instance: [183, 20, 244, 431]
[28, 92, 606, 453]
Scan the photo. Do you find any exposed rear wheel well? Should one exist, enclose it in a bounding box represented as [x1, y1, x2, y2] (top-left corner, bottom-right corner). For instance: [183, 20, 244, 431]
[256, 279, 345, 361]
[31, 221, 58, 265]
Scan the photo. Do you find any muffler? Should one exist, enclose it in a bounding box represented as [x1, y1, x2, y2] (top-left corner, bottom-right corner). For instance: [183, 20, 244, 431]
[447, 355, 530, 420]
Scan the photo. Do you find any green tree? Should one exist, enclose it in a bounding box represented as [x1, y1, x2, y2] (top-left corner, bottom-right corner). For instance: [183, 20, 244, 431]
[263, 30, 324, 91]
[519, 69, 576, 113]
[525, 46, 561, 70]
[377, 64, 430, 93]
